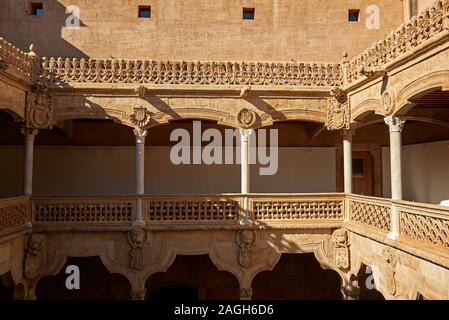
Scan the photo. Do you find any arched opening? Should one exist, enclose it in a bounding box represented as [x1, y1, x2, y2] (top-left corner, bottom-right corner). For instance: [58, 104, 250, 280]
[356, 264, 385, 300]
[35, 256, 131, 300]
[147, 255, 239, 300]
[252, 253, 341, 300]
[0, 272, 14, 300]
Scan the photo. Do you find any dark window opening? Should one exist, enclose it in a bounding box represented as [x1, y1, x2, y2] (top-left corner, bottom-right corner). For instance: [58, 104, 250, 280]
[348, 9, 360, 22]
[243, 8, 255, 20]
[138, 5, 152, 18]
[29, 2, 44, 16]
[353, 159, 364, 175]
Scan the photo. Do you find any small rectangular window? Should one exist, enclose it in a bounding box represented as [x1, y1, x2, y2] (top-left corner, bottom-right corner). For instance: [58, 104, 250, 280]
[348, 9, 360, 22]
[138, 5, 152, 18]
[352, 159, 364, 175]
[29, 2, 44, 16]
[243, 8, 255, 20]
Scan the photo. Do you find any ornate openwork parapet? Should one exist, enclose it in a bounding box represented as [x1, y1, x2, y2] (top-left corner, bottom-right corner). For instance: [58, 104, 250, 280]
[39, 58, 343, 88]
[343, 0, 449, 86]
[0, 38, 37, 85]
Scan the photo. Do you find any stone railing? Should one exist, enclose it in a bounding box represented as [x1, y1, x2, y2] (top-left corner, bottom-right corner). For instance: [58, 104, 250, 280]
[39, 58, 342, 87]
[143, 195, 243, 224]
[249, 194, 344, 224]
[396, 200, 449, 249]
[344, 0, 449, 84]
[0, 37, 36, 84]
[30, 196, 134, 226]
[0, 196, 30, 237]
[347, 194, 392, 233]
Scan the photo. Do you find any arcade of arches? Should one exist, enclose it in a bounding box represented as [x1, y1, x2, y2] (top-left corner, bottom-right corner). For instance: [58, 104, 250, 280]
[1, 0, 449, 300]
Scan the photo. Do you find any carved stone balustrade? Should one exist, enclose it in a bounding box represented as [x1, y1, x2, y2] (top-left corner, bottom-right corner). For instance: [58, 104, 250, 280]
[0, 196, 30, 237]
[0, 37, 36, 84]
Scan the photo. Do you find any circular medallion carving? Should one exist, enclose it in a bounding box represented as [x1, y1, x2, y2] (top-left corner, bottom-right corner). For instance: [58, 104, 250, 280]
[237, 108, 257, 128]
[130, 107, 151, 128]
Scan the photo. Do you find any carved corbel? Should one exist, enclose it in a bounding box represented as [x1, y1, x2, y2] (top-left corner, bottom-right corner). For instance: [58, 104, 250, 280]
[326, 87, 350, 130]
[26, 86, 53, 129]
[236, 230, 256, 268]
[357, 65, 387, 78]
[24, 233, 46, 280]
[240, 85, 252, 98]
[383, 247, 400, 296]
[240, 288, 253, 300]
[131, 288, 147, 300]
[127, 229, 149, 271]
[135, 85, 148, 98]
[331, 228, 350, 270]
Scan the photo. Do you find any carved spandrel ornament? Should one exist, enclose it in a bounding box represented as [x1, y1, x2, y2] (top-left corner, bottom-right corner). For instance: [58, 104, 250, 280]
[127, 229, 148, 271]
[24, 233, 45, 279]
[383, 247, 400, 296]
[26, 88, 53, 129]
[331, 228, 350, 270]
[382, 91, 395, 115]
[236, 230, 256, 268]
[129, 107, 151, 128]
[326, 87, 350, 131]
[237, 108, 257, 129]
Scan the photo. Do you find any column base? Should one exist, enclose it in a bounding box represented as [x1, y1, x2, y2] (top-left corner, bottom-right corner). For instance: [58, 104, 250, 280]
[132, 220, 146, 227]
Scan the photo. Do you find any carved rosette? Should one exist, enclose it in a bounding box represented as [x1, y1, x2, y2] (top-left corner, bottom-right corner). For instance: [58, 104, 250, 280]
[127, 229, 148, 271]
[326, 87, 350, 131]
[24, 233, 45, 279]
[130, 107, 151, 128]
[331, 228, 350, 270]
[236, 230, 256, 268]
[383, 247, 400, 296]
[382, 91, 395, 115]
[26, 89, 53, 129]
[237, 108, 257, 129]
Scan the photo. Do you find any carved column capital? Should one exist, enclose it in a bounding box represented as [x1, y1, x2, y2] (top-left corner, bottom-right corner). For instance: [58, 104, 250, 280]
[384, 116, 405, 133]
[133, 128, 147, 144]
[21, 127, 39, 137]
[239, 128, 254, 141]
[341, 129, 355, 139]
[240, 288, 253, 300]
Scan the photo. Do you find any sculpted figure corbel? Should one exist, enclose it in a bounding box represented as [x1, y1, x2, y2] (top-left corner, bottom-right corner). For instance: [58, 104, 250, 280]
[236, 230, 256, 268]
[24, 233, 45, 279]
[383, 247, 400, 296]
[127, 229, 149, 271]
[331, 228, 350, 270]
[326, 87, 350, 131]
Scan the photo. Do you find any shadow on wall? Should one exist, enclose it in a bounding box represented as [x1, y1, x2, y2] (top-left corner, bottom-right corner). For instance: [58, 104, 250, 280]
[0, 0, 87, 57]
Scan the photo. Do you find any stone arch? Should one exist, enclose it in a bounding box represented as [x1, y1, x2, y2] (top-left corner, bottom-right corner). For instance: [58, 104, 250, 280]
[351, 99, 383, 122]
[394, 69, 449, 115]
[251, 253, 342, 299]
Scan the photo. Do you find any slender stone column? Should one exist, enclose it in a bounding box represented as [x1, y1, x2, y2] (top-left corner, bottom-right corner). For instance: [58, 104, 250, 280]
[240, 129, 253, 225]
[384, 116, 405, 239]
[134, 129, 147, 227]
[342, 129, 355, 194]
[21, 128, 38, 196]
